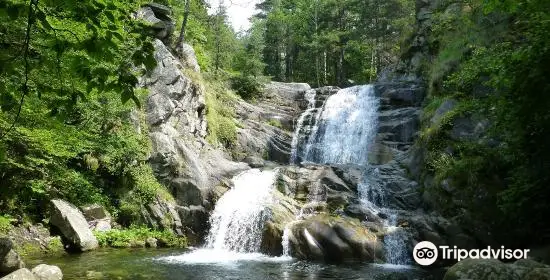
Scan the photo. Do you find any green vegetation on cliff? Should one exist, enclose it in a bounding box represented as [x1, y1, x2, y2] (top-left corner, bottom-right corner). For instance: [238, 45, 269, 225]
[418, 0, 550, 245]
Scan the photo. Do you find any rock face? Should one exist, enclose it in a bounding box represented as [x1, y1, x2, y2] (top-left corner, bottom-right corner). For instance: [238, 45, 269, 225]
[444, 258, 550, 280]
[31, 265, 62, 280]
[0, 238, 24, 275]
[140, 38, 248, 241]
[49, 199, 98, 251]
[234, 82, 313, 165]
[259, 165, 399, 263]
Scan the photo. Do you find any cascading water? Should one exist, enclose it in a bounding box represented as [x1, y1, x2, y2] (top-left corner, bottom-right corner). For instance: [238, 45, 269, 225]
[290, 84, 411, 265]
[205, 169, 276, 252]
[159, 169, 291, 264]
[300, 85, 379, 165]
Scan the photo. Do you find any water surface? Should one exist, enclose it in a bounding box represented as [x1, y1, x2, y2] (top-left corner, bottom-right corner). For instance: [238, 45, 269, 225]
[28, 248, 434, 280]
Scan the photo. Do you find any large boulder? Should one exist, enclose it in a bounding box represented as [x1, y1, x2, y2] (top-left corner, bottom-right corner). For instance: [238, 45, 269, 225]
[286, 215, 383, 263]
[0, 238, 24, 275]
[31, 265, 62, 280]
[49, 199, 98, 251]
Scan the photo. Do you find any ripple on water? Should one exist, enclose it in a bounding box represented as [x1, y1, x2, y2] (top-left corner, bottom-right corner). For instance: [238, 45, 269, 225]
[155, 249, 293, 265]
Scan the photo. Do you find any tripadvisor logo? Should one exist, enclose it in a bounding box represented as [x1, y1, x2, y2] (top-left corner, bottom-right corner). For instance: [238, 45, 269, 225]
[413, 241, 530, 266]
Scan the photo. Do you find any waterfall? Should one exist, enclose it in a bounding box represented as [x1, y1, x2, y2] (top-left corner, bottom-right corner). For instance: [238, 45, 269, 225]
[290, 89, 317, 163]
[301, 85, 379, 165]
[205, 169, 276, 252]
[289, 84, 411, 265]
[159, 169, 293, 264]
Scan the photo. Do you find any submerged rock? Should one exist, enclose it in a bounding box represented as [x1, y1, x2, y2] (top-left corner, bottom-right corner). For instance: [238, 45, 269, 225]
[49, 199, 98, 251]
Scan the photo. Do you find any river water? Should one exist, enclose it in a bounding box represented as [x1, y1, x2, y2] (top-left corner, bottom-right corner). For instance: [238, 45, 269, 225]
[29, 248, 431, 279]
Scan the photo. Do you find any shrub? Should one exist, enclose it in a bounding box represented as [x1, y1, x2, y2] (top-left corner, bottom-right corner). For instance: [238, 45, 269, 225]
[94, 226, 187, 248]
[229, 75, 263, 100]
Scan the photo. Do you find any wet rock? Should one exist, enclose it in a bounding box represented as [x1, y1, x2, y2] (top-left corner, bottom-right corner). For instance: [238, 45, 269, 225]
[49, 199, 98, 251]
[31, 264, 62, 280]
[260, 190, 301, 255]
[0, 268, 36, 280]
[378, 107, 421, 144]
[287, 215, 382, 263]
[177, 205, 209, 238]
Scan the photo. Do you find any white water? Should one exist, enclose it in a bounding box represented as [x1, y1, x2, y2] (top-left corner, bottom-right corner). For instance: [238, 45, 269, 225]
[290, 89, 317, 163]
[205, 169, 276, 252]
[159, 169, 292, 264]
[301, 85, 379, 165]
[289, 84, 411, 265]
[359, 173, 412, 265]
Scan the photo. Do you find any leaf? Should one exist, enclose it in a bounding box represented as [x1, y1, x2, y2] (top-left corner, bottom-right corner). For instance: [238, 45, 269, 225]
[35, 9, 52, 30]
[105, 11, 115, 23]
[121, 88, 133, 104]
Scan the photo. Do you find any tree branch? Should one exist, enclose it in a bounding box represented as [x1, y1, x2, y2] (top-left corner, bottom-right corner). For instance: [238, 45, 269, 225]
[0, 0, 37, 141]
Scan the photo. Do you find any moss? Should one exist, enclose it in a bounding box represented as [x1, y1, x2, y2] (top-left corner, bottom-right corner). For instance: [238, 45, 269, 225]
[15, 236, 64, 258]
[267, 119, 283, 129]
[0, 215, 14, 235]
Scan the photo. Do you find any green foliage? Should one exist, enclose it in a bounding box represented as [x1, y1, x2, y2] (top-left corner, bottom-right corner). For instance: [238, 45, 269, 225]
[229, 75, 264, 100]
[267, 119, 283, 129]
[0, 215, 14, 234]
[254, 0, 414, 85]
[204, 75, 238, 148]
[418, 0, 550, 245]
[94, 226, 186, 248]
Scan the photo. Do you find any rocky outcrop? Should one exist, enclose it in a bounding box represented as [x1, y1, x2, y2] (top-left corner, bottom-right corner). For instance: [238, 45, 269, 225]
[0, 238, 24, 275]
[49, 199, 98, 251]
[444, 258, 550, 280]
[139, 38, 248, 241]
[134, 4, 174, 45]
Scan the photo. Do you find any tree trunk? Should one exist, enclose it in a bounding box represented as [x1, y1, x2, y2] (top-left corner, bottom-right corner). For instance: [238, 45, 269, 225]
[175, 0, 191, 56]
